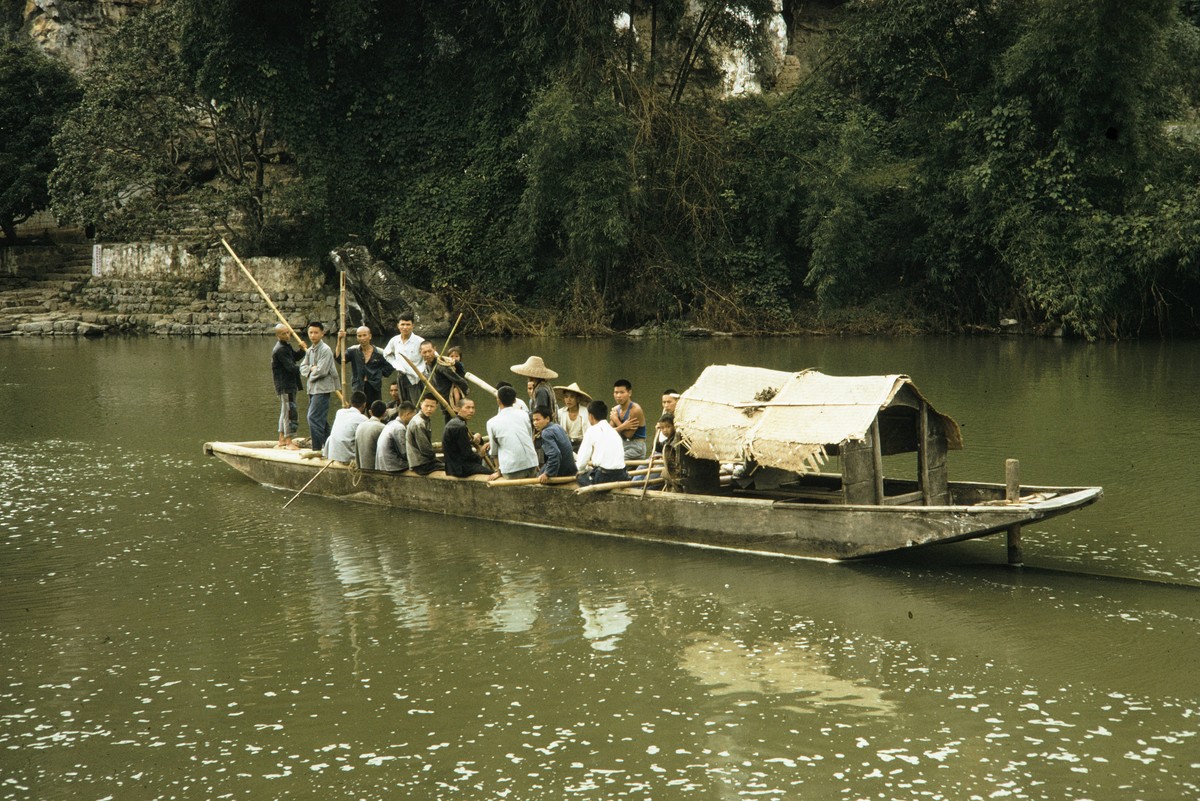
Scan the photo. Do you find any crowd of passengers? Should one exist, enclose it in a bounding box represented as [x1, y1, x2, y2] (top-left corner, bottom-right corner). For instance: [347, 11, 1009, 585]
[271, 314, 681, 488]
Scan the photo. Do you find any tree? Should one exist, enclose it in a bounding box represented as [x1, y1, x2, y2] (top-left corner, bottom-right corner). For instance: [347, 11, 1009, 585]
[50, 4, 276, 243]
[0, 39, 78, 241]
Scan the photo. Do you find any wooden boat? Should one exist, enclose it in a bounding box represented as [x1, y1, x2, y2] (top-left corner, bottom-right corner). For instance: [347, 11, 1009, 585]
[205, 366, 1101, 562]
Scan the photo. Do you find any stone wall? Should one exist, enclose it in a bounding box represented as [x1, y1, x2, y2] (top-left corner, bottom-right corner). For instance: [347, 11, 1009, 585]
[1, 240, 338, 337]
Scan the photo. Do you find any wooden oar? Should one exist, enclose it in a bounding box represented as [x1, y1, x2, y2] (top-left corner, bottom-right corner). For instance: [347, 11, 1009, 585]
[576, 477, 665, 495]
[488, 475, 577, 487]
[283, 459, 335, 509]
[397, 351, 498, 472]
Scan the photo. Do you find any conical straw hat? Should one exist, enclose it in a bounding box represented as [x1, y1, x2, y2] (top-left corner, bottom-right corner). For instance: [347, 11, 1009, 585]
[552, 382, 592, 406]
[510, 355, 558, 380]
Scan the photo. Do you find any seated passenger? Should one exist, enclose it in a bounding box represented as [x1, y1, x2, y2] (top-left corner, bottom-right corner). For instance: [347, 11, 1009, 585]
[443, 398, 490, 477]
[355, 400, 388, 469]
[576, 399, 630, 487]
[553, 382, 592, 451]
[405, 397, 444, 475]
[322, 390, 369, 463]
[485, 385, 539, 480]
[532, 406, 576, 483]
[376, 401, 415, 472]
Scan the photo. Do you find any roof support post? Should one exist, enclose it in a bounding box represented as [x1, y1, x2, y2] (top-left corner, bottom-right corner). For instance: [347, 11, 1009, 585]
[919, 400, 932, 505]
[871, 419, 884, 504]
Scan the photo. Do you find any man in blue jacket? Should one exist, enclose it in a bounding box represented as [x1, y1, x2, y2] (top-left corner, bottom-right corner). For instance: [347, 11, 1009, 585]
[532, 406, 576, 483]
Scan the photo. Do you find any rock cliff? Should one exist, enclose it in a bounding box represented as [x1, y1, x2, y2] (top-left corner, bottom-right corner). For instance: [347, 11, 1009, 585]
[21, 0, 160, 72]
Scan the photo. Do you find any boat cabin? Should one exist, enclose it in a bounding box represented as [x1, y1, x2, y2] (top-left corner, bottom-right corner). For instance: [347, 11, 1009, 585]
[674, 366, 963, 506]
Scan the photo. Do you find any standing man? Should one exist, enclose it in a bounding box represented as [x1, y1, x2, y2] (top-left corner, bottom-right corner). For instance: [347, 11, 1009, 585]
[417, 340, 469, 419]
[299, 321, 338, 450]
[510, 356, 558, 423]
[405, 396, 443, 475]
[271, 323, 304, 449]
[576, 399, 630, 487]
[443, 398, 490, 477]
[337, 325, 394, 405]
[532, 406, 576, 483]
[376, 400, 416, 472]
[381, 312, 424, 404]
[355, 400, 388, 470]
[610, 379, 646, 461]
[485, 385, 539, 480]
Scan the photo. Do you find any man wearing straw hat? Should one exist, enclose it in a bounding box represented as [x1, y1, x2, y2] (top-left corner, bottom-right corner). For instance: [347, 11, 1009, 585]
[553, 382, 592, 451]
[510, 356, 559, 422]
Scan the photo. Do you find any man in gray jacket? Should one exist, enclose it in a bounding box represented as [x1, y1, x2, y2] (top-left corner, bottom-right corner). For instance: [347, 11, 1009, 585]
[300, 321, 338, 450]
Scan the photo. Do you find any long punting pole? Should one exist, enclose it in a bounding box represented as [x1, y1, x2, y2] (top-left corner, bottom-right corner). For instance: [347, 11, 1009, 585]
[283, 459, 335, 509]
[397, 351, 498, 472]
[339, 271, 348, 407]
[221, 237, 306, 351]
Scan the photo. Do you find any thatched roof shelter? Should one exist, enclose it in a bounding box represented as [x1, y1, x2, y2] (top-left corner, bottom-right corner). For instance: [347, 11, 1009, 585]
[675, 366, 962, 479]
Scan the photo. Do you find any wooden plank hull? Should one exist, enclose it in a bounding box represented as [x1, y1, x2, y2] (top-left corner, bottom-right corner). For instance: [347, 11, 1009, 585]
[204, 441, 1102, 561]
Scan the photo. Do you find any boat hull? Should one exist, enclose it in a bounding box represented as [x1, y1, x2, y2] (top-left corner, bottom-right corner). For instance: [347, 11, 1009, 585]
[205, 441, 1102, 561]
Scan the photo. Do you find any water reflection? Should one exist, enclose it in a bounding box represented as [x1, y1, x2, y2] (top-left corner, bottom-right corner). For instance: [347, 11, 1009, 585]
[3, 337, 1200, 800]
[680, 633, 895, 716]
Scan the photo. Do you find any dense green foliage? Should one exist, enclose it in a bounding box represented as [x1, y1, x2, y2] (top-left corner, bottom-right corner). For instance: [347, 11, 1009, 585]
[0, 39, 78, 240]
[44, 0, 1200, 336]
[51, 4, 277, 244]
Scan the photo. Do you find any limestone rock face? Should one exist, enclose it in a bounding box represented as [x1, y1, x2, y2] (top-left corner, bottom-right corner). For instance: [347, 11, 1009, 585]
[329, 245, 451, 340]
[23, 0, 160, 72]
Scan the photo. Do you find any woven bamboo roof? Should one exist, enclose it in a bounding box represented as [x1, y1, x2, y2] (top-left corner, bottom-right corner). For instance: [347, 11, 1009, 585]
[675, 365, 962, 475]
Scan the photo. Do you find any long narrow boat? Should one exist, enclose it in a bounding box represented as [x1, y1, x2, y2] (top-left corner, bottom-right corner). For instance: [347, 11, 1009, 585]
[205, 366, 1101, 562]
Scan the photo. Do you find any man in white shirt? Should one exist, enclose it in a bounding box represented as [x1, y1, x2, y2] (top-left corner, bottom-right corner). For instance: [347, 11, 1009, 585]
[485, 385, 539, 480]
[381, 312, 424, 404]
[576, 399, 630, 487]
[322, 391, 369, 463]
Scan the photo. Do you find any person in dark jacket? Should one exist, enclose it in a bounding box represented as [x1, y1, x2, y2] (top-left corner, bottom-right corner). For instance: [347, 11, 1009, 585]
[271, 323, 304, 448]
[443, 398, 490, 477]
[532, 406, 576, 483]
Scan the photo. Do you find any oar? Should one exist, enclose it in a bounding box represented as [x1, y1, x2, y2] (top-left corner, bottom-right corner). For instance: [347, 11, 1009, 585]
[283, 459, 335, 509]
[488, 475, 577, 487]
[576, 477, 665, 495]
[397, 351, 498, 472]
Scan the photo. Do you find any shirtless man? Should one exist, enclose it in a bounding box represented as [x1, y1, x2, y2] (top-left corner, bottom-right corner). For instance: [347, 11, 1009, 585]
[609, 379, 646, 461]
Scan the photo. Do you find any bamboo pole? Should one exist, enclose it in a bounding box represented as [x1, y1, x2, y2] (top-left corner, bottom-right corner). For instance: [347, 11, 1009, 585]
[576, 477, 665, 495]
[221, 237, 306, 351]
[465, 371, 497, 397]
[641, 450, 658, 498]
[221, 237, 345, 405]
[487, 475, 577, 487]
[338, 271, 348, 407]
[419, 313, 464, 405]
[397, 351, 497, 472]
[283, 459, 335, 509]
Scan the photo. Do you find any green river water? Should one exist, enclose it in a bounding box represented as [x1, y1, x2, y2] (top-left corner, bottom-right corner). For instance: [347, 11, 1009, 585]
[1, 336, 1197, 800]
